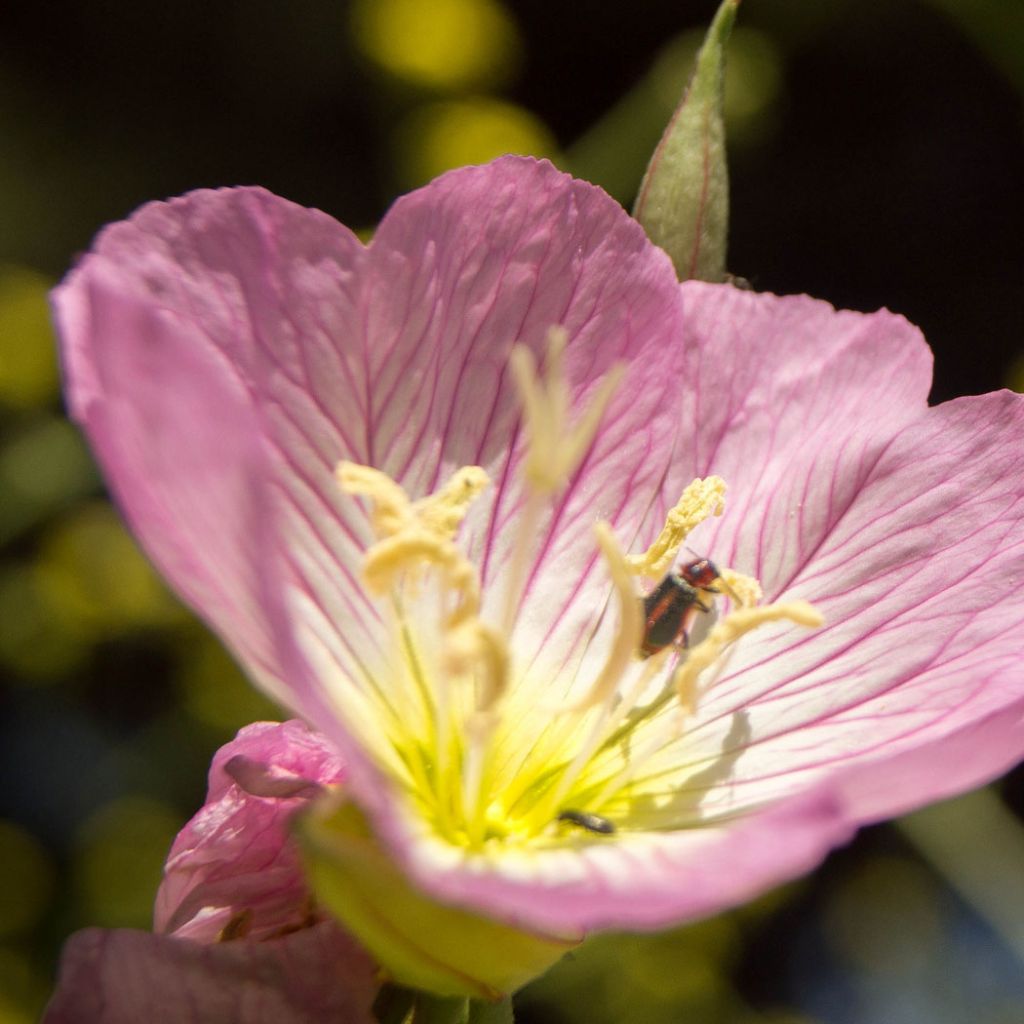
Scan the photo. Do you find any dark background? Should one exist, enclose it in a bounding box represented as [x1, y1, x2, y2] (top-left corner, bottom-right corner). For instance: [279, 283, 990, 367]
[1, 1, 1022, 1021]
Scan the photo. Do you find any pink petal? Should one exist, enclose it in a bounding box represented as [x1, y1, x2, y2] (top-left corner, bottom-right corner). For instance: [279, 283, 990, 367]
[668, 281, 934, 591]
[691, 387, 1024, 817]
[363, 284, 1024, 932]
[364, 160, 687, 680]
[372, 782, 853, 932]
[155, 721, 344, 942]
[648, 284, 1024, 824]
[53, 197, 376, 721]
[54, 157, 689, 760]
[42, 922, 377, 1024]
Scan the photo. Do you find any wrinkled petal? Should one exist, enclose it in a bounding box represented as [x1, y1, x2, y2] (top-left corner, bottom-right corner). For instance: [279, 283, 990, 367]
[54, 157, 688, 756]
[670, 282, 934, 590]
[155, 721, 344, 942]
[692, 389, 1024, 817]
[634, 284, 1024, 825]
[53, 200, 371, 721]
[364, 160, 687, 687]
[42, 923, 377, 1024]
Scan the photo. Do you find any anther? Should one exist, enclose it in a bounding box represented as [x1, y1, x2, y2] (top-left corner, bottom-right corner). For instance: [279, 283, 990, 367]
[336, 462, 413, 539]
[445, 619, 509, 713]
[673, 600, 824, 713]
[413, 466, 490, 539]
[510, 326, 624, 496]
[627, 477, 726, 579]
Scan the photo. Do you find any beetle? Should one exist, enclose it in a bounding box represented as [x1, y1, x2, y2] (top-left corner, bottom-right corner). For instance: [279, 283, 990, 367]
[639, 558, 722, 658]
[679, 557, 720, 590]
[557, 809, 617, 834]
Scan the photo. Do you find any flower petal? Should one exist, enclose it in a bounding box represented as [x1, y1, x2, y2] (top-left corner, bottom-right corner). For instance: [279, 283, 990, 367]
[643, 284, 1024, 827]
[669, 281, 934, 591]
[372, 783, 852, 932]
[42, 923, 377, 1024]
[691, 388, 1024, 817]
[53, 188, 382, 720]
[55, 159, 690, 751]
[155, 721, 344, 942]
[362, 158, 688, 688]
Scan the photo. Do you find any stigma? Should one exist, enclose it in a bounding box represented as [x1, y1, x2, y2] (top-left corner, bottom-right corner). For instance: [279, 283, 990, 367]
[336, 327, 822, 852]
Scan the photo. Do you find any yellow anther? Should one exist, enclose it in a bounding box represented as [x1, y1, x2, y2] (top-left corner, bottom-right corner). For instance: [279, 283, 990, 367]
[336, 462, 413, 539]
[363, 531, 481, 625]
[445, 619, 510, 712]
[339, 461, 490, 545]
[720, 568, 761, 608]
[510, 326, 625, 496]
[673, 600, 824, 712]
[339, 461, 491, 624]
[413, 466, 490, 539]
[627, 477, 727, 578]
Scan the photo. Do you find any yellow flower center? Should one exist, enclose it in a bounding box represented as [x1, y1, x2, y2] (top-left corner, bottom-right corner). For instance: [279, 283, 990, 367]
[336, 328, 822, 852]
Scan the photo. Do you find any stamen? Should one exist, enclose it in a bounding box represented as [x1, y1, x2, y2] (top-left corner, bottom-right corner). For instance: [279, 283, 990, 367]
[338, 460, 499, 837]
[720, 568, 762, 608]
[627, 476, 726, 578]
[339, 463, 492, 638]
[673, 600, 824, 713]
[447, 620, 510, 844]
[501, 326, 624, 635]
[509, 327, 625, 496]
[338, 461, 489, 544]
[413, 466, 490, 539]
[551, 522, 642, 714]
[362, 532, 480, 623]
[336, 462, 413, 538]
[445, 620, 509, 714]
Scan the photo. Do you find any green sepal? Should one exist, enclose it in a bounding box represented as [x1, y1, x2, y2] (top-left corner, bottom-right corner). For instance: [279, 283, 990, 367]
[373, 984, 417, 1024]
[298, 798, 579, 1001]
[412, 995, 469, 1024]
[633, 0, 739, 281]
[376, 992, 513, 1024]
[467, 996, 514, 1024]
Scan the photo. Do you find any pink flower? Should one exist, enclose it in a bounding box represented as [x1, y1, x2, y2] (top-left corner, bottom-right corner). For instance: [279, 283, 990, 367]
[44, 922, 378, 1024]
[45, 722, 377, 1023]
[155, 719, 345, 942]
[53, 157, 1024, 992]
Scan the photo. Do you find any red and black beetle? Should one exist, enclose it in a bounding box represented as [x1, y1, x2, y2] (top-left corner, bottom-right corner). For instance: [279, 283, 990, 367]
[639, 558, 721, 658]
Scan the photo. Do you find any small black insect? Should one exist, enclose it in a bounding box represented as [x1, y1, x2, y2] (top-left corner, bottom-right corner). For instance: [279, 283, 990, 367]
[557, 809, 616, 834]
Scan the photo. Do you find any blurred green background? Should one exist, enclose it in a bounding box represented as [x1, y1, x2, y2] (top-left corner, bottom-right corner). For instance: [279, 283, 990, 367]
[1, 1, 1023, 1021]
